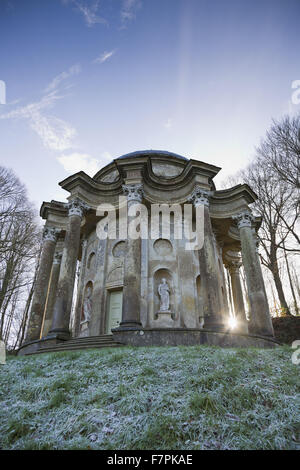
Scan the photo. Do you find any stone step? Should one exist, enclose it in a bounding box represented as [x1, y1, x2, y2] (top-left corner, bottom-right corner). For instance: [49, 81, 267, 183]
[38, 336, 115, 346]
[28, 335, 124, 355]
[53, 334, 113, 341]
[60, 336, 114, 343]
[50, 339, 118, 346]
[55, 339, 115, 346]
[33, 344, 122, 354]
[41, 341, 121, 349]
[70, 335, 114, 340]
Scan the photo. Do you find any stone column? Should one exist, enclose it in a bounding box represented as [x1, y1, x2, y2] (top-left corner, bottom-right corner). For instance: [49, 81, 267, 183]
[41, 252, 62, 338]
[47, 199, 89, 340]
[218, 242, 231, 316]
[233, 212, 274, 337]
[25, 227, 58, 343]
[118, 183, 143, 329]
[189, 186, 225, 331]
[226, 261, 248, 334]
[74, 238, 88, 337]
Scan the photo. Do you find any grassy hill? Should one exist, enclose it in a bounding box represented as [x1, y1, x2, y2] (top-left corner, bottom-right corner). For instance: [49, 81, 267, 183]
[0, 345, 299, 450]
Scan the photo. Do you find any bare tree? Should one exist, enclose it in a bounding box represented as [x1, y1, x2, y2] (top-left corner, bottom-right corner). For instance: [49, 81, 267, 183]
[0, 166, 40, 346]
[258, 114, 300, 190]
[221, 114, 300, 316]
[241, 161, 294, 315]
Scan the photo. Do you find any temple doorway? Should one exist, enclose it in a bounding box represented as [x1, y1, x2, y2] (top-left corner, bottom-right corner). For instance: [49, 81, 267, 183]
[107, 289, 123, 333]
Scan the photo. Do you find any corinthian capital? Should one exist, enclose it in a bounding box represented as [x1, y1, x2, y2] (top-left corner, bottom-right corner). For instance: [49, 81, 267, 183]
[67, 198, 90, 219]
[188, 186, 210, 207]
[122, 183, 144, 203]
[53, 252, 63, 264]
[43, 226, 59, 243]
[233, 211, 254, 229]
[226, 260, 242, 273]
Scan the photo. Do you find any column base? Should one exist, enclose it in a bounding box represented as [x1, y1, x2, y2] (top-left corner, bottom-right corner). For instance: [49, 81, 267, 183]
[203, 316, 226, 332]
[46, 329, 71, 341]
[115, 320, 142, 331]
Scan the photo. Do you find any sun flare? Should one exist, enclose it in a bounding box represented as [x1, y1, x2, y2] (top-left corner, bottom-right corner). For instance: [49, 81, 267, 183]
[228, 316, 237, 330]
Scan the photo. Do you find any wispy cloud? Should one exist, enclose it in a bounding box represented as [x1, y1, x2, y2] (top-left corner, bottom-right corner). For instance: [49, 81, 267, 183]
[0, 64, 111, 177]
[62, 0, 107, 27]
[31, 113, 76, 152]
[57, 151, 111, 176]
[121, 0, 142, 27]
[0, 87, 76, 152]
[93, 49, 116, 64]
[45, 64, 81, 92]
[0, 90, 61, 119]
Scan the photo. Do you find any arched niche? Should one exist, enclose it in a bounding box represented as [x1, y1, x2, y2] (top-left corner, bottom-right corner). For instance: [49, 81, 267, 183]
[87, 252, 96, 270]
[112, 240, 126, 258]
[153, 268, 174, 319]
[81, 281, 93, 324]
[153, 238, 173, 256]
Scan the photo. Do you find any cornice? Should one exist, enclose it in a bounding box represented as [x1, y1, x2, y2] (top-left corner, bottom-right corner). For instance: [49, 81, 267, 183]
[212, 184, 258, 204]
[49, 154, 259, 222]
[40, 200, 67, 219]
[59, 171, 123, 195]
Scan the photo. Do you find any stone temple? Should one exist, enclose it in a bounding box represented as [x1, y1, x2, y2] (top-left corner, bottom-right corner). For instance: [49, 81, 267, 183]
[18, 150, 279, 355]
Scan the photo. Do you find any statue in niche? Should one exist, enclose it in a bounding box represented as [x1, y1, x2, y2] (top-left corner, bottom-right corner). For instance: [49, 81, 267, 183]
[158, 278, 170, 312]
[82, 285, 92, 322]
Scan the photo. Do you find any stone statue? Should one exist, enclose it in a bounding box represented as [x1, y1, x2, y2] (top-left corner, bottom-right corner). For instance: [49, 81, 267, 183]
[83, 286, 92, 322]
[158, 278, 170, 312]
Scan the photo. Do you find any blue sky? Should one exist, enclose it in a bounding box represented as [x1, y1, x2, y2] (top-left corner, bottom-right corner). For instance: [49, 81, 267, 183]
[0, 0, 299, 209]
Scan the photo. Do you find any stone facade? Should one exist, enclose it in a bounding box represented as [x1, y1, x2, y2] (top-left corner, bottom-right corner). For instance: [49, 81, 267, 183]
[18, 150, 276, 354]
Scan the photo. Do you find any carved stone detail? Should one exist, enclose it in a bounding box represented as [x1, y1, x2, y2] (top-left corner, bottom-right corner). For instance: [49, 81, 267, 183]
[106, 264, 124, 285]
[226, 260, 242, 273]
[67, 198, 90, 218]
[158, 278, 170, 312]
[122, 183, 144, 203]
[233, 211, 254, 229]
[112, 241, 126, 258]
[153, 239, 173, 256]
[188, 186, 210, 207]
[43, 226, 59, 243]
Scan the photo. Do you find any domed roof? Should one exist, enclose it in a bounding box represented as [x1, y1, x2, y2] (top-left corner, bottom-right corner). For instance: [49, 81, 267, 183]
[115, 150, 188, 161]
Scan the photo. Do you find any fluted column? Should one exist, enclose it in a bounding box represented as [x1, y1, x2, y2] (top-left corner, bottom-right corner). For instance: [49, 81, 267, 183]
[233, 212, 274, 337]
[41, 252, 62, 338]
[118, 183, 143, 329]
[25, 227, 58, 343]
[48, 199, 89, 339]
[226, 261, 248, 334]
[189, 186, 225, 331]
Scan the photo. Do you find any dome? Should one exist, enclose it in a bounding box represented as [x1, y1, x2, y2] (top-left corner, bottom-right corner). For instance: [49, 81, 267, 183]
[115, 150, 188, 161]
